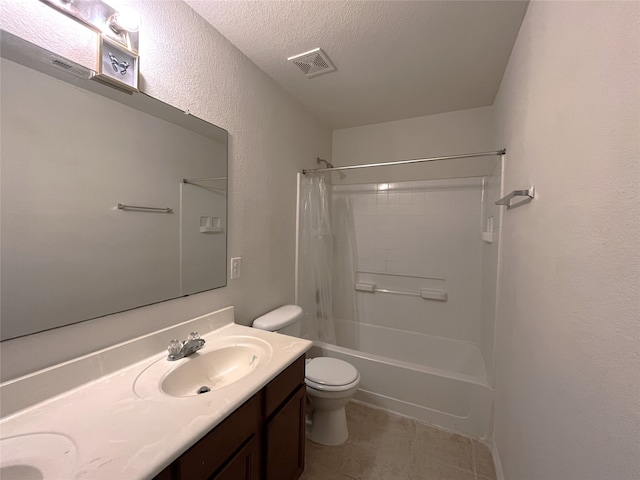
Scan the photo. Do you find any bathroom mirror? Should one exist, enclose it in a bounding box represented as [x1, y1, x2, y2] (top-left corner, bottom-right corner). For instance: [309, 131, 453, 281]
[0, 31, 228, 341]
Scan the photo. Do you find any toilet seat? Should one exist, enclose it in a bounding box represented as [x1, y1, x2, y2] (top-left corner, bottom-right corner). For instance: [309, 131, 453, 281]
[305, 358, 360, 392]
[305, 376, 360, 393]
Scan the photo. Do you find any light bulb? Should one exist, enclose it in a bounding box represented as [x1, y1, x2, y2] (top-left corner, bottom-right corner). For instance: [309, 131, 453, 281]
[109, 7, 140, 33]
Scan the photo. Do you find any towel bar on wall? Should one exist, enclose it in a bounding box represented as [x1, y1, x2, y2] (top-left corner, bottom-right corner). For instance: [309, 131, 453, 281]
[354, 283, 447, 301]
[117, 203, 173, 213]
[495, 186, 535, 209]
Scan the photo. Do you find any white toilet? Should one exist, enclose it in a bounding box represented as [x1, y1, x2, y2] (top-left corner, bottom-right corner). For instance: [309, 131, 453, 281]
[252, 305, 360, 446]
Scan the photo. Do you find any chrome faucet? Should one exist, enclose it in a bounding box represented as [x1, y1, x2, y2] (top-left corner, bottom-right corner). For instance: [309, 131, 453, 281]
[167, 332, 205, 361]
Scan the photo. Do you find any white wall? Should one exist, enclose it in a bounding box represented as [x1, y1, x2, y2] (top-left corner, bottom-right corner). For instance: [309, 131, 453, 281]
[332, 106, 499, 184]
[492, 1, 640, 479]
[0, 0, 331, 381]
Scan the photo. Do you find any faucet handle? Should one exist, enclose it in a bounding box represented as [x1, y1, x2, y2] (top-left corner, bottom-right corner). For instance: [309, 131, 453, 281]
[167, 339, 183, 356]
[187, 331, 200, 341]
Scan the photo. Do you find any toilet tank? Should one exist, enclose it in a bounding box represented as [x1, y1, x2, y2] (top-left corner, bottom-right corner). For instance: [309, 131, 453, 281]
[252, 305, 303, 336]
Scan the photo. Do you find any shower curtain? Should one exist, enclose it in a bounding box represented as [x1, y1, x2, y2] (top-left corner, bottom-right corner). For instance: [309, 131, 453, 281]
[299, 173, 336, 343]
[330, 191, 360, 327]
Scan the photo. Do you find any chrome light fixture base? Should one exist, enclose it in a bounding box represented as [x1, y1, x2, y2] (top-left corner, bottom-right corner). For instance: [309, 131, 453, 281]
[40, 0, 139, 53]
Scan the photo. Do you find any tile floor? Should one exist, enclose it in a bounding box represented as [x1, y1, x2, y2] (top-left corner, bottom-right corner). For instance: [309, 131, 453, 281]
[300, 401, 497, 480]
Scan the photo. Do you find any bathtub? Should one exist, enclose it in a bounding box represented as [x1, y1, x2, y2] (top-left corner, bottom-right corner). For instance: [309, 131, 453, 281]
[306, 318, 493, 438]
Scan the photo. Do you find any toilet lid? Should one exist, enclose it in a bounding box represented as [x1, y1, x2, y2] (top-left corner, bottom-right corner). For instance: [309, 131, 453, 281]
[306, 358, 358, 386]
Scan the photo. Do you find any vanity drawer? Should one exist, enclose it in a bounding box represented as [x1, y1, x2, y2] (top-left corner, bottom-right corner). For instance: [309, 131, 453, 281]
[264, 355, 305, 418]
[159, 391, 262, 480]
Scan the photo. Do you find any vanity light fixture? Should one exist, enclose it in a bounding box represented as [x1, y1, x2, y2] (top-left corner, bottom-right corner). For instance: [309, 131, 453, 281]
[40, 0, 140, 92]
[94, 36, 139, 92]
[40, 0, 140, 53]
[107, 6, 140, 34]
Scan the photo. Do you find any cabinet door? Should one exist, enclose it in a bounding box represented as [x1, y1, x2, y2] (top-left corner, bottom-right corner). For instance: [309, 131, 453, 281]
[264, 386, 306, 480]
[156, 393, 262, 480]
[212, 435, 261, 480]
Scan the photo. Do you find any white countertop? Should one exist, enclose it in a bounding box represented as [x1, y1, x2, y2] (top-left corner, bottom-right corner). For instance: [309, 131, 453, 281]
[0, 307, 312, 479]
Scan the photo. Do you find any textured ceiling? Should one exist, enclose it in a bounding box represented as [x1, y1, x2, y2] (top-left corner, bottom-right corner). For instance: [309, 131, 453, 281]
[187, 1, 529, 129]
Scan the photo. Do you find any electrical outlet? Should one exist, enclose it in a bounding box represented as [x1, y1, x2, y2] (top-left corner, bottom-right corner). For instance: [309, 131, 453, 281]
[230, 257, 241, 279]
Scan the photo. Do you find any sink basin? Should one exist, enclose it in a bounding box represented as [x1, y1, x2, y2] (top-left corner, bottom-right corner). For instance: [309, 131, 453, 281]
[0, 433, 77, 480]
[162, 344, 265, 397]
[134, 335, 272, 399]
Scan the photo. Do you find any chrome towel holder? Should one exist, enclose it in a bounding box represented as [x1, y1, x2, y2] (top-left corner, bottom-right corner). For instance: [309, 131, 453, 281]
[495, 186, 535, 210]
[117, 203, 173, 213]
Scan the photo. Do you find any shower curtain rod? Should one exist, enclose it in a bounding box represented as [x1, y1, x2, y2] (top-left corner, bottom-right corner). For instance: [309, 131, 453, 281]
[301, 149, 506, 174]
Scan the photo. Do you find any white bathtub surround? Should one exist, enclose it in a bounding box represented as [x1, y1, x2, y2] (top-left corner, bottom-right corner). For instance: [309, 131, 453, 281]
[325, 105, 503, 446]
[295, 175, 498, 437]
[332, 178, 485, 344]
[334, 319, 487, 379]
[331, 178, 494, 436]
[0, 307, 312, 479]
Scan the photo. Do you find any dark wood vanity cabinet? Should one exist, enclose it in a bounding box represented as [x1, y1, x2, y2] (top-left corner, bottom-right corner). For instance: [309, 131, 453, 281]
[154, 355, 306, 480]
[213, 435, 261, 480]
[264, 386, 306, 480]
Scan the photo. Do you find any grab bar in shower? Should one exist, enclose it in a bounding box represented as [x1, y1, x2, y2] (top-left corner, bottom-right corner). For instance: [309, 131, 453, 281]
[117, 203, 173, 213]
[354, 283, 447, 301]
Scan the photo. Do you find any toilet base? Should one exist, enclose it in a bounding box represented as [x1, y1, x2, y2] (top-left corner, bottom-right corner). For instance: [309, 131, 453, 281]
[306, 406, 349, 446]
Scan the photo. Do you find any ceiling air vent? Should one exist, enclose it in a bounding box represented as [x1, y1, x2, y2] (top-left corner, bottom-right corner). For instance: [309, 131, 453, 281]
[287, 48, 336, 79]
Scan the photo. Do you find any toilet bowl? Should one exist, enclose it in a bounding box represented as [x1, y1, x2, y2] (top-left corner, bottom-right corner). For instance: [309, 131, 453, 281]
[252, 305, 360, 446]
[305, 357, 360, 445]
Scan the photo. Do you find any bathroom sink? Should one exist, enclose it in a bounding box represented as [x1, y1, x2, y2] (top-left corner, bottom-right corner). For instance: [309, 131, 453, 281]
[162, 344, 265, 397]
[0, 433, 77, 480]
[134, 335, 272, 399]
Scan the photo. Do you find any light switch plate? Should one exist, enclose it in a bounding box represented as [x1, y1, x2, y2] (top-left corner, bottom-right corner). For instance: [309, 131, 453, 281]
[230, 257, 241, 279]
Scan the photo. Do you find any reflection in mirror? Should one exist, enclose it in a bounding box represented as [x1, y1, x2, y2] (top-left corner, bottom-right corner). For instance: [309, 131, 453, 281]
[0, 31, 228, 341]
